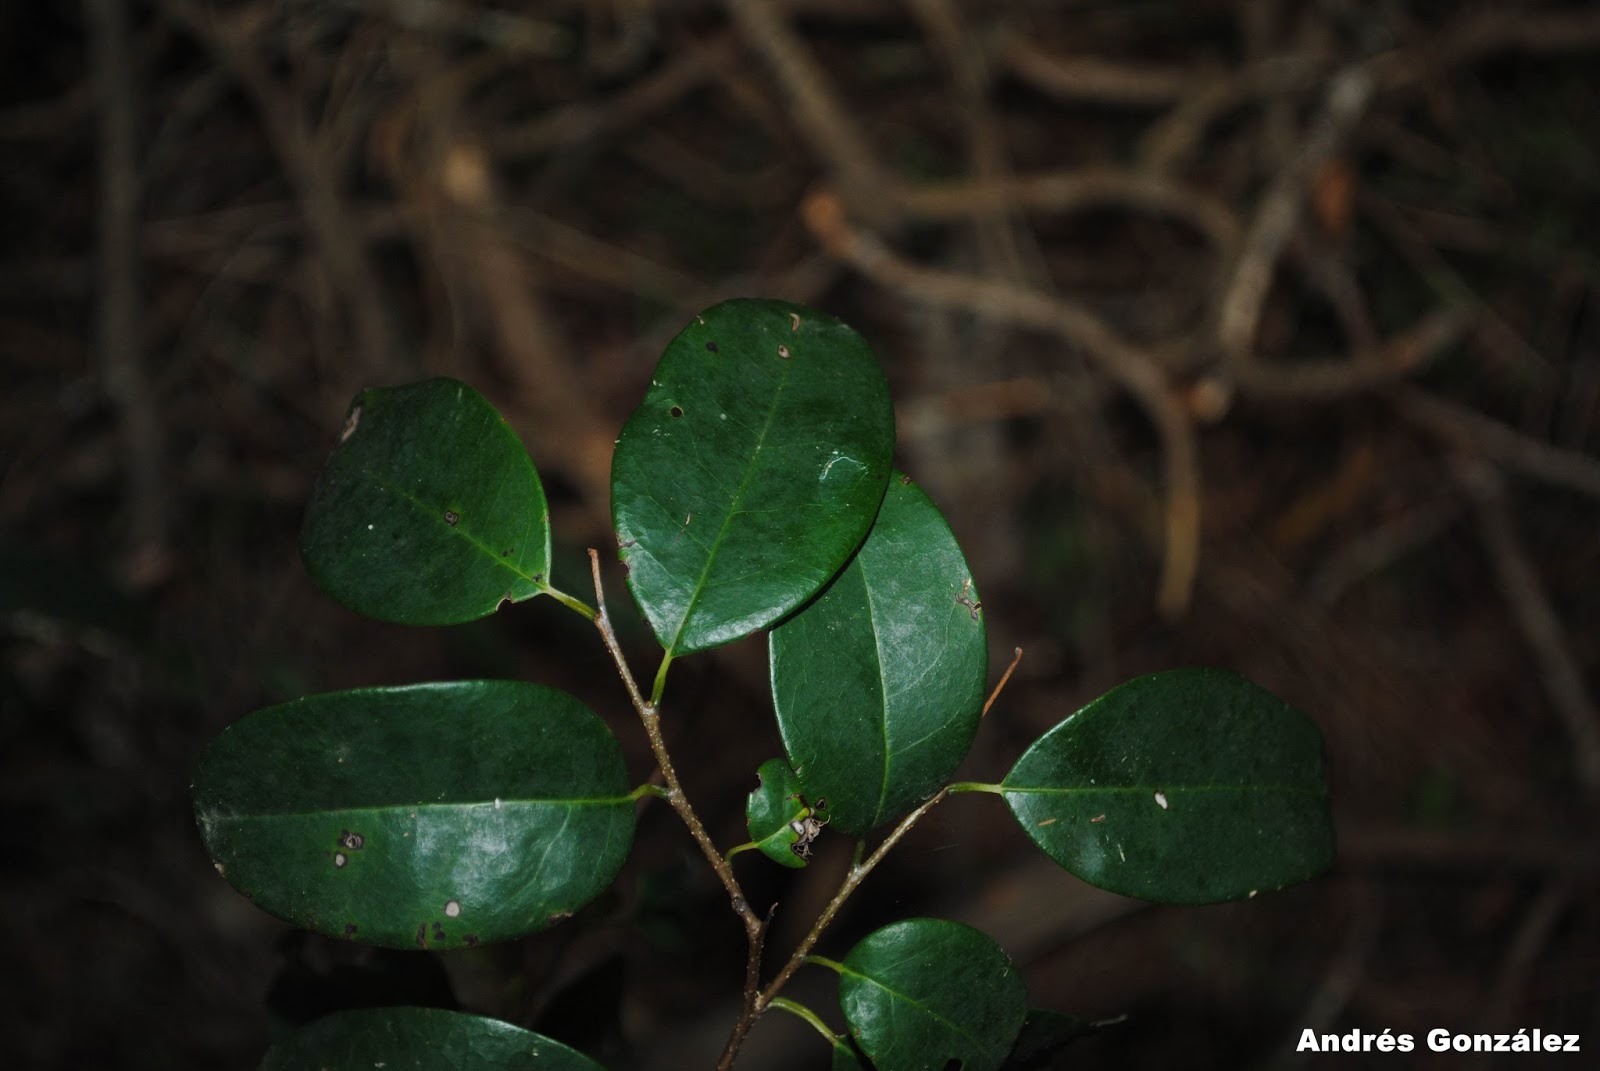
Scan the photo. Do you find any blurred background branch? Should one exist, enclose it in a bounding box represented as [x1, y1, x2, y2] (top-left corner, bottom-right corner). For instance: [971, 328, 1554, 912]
[3, 1, 1598, 1067]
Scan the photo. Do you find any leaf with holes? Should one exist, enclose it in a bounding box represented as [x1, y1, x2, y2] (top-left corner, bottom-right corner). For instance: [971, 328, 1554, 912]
[771, 474, 987, 834]
[745, 757, 825, 868]
[838, 918, 1028, 1071]
[1002, 668, 1333, 904]
[193, 681, 634, 949]
[611, 299, 894, 656]
[300, 377, 551, 625]
[261, 1006, 606, 1070]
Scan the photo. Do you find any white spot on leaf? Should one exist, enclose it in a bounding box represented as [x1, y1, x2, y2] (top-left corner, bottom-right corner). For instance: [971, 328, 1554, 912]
[445, 899, 462, 918]
[1154, 791, 1169, 810]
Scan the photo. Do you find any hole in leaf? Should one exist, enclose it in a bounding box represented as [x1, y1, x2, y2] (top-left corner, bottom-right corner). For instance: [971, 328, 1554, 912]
[669, 405, 684, 418]
[444, 510, 460, 526]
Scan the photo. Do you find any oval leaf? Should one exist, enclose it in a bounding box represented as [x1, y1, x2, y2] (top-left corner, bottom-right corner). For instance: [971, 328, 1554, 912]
[831, 1039, 869, 1071]
[771, 474, 987, 834]
[261, 1006, 605, 1070]
[194, 681, 634, 948]
[1001, 668, 1333, 904]
[839, 918, 1028, 1071]
[745, 757, 827, 868]
[611, 300, 894, 655]
[300, 378, 552, 625]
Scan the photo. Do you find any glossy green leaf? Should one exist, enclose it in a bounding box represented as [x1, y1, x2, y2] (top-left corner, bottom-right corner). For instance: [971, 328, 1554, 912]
[771, 474, 987, 834]
[1000, 1009, 1108, 1070]
[194, 681, 634, 949]
[745, 757, 827, 868]
[261, 1006, 605, 1070]
[831, 1039, 869, 1071]
[1002, 668, 1333, 904]
[839, 918, 1028, 1071]
[611, 299, 894, 655]
[300, 378, 552, 625]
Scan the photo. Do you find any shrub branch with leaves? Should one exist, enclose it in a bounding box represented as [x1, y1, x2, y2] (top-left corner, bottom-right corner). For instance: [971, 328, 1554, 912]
[193, 299, 1334, 1071]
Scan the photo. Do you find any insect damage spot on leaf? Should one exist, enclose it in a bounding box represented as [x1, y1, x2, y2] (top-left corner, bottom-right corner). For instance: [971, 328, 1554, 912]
[333, 852, 348, 868]
[444, 510, 460, 526]
[777, 344, 791, 359]
[706, 340, 719, 352]
[415, 924, 428, 949]
[955, 578, 982, 621]
[669, 405, 684, 418]
[338, 404, 361, 443]
[338, 830, 364, 850]
[1154, 791, 1169, 810]
[445, 899, 462, 918]
[790, 312, 801, 332]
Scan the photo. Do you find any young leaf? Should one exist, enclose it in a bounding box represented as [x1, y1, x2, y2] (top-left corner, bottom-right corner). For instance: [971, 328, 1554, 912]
[745, 757, 826, 868]
[300, 378, 552, 625]
[1002, 668, 1333, 904]
[611, 299, 894, 655]
[838, 918, 1028, 1071]
[193, 681, 634, 949]
[771, 474, 987, 834]
[260, 1006, 606, 1070]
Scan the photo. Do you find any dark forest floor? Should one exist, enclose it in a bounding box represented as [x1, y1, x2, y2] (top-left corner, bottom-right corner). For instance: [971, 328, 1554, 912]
[3, 2, 1599, 1068]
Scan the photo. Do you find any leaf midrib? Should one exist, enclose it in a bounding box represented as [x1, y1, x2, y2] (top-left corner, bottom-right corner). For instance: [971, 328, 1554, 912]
[665, 359, 792, 654]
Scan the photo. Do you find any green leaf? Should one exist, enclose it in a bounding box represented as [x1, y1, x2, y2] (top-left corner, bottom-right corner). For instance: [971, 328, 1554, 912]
[831, 1039, 869, 1071]
[838, 918, 1028, 1071]
[745, 757, 827, 868]
[771, 474, 987, 834]
[611, 299, 894, 655]
[1001, 668, 1333, 904]
[300, 378, 552, 625]
[1000, 1009, 1109, 1069]
[194, 681, 634, 949]
[260, 1006, 605, 1070]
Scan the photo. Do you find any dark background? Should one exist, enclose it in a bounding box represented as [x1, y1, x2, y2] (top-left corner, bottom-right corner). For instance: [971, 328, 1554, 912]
[4, 1, 1599, 1068]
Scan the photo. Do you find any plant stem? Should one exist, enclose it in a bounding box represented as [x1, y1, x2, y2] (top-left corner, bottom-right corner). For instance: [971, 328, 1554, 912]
[585, 549, 768, 1070]
[945, 780, 1006, 794]
[650, 650, 674, 706]
[768, 996, 840, 1046]
[540, 581, 598, 621]
[751, 788, 951, 1014]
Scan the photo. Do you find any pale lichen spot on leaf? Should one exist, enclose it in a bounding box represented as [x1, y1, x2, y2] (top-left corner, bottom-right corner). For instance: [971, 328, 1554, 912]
[333, 851, 348, 868]
[1154, 791, 1169, 810]
[339, 404, 361, 443]
[445, 899, 462, 918]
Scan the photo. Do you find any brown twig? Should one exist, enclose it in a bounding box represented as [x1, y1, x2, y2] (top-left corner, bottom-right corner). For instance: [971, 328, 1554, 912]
[1453, 463, 1600, 796]
[723, 0, 900, 228]
[157, 0, 396, 376]
[753, 788, 953, 1014]
[1397, 390, 1600, 503]
[86, 0, 167, 588]
[803, 190, 1202, 619]
[1216, 65, 1374, 373]
[982, 647, 1024, 719]
[496, 31, 738, 158]
[1230, 305, 1472, 401]
[997, 29, 1198, 107]
[896, 168, 1242, 256]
